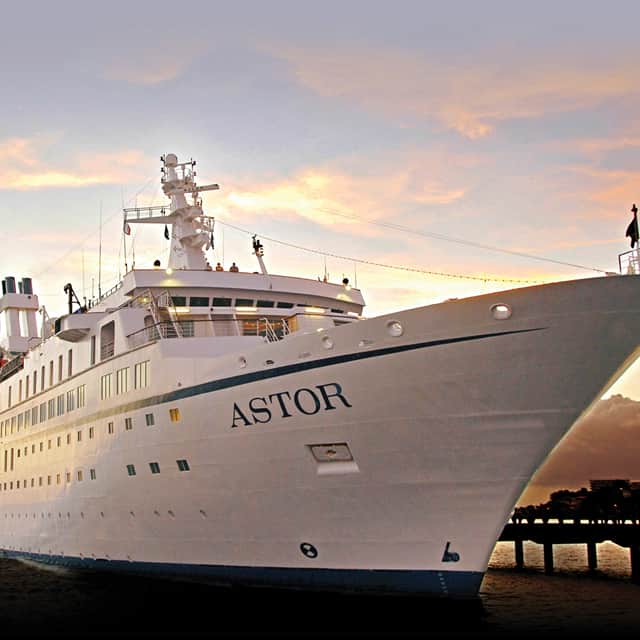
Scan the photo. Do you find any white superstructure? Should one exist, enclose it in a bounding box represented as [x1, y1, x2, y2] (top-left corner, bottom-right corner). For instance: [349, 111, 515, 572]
[1, 154, 639, 598]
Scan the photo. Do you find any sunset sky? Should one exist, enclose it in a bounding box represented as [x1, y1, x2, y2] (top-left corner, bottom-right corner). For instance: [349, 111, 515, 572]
[1, 0, 640, 466]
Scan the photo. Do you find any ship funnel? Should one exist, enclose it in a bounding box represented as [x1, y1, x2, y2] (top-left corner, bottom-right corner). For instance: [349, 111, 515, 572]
[3, 277, 16, 294]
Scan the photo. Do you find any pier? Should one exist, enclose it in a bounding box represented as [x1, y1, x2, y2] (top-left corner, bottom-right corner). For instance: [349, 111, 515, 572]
[499, 522, 640, 582]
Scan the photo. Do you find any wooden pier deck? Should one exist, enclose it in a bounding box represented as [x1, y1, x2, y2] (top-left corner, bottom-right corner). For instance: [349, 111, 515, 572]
[499, 522, 640, 581]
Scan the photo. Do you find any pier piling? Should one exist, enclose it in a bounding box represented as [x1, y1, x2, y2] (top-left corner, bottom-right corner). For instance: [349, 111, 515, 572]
[543, 542, 554, 574]
[514, 539, 524, 570]
[500, 522, 640, 579]
[631, 545, 640, 584]
[587, 541, 598, 571]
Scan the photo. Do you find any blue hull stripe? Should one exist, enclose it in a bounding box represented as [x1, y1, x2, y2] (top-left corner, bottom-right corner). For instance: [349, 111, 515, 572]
[2, 549, 484, 598]
[0, 326, 545, 428]
[164, 327, 545, 404]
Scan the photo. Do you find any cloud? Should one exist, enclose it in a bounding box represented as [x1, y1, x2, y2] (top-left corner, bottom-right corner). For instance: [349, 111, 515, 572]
[519, 394, 640, 505]
[0, 136, 149, 190]
[267, 45, 639, 138]
[215, 149, 471, 232]
[563, 165, 640, 214]
[104, 43, 207, 86]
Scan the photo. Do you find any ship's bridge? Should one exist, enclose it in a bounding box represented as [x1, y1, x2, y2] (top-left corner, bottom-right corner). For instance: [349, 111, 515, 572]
[82, 266, 364, 353]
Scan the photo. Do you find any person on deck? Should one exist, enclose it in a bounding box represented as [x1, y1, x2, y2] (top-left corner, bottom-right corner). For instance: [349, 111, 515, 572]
[230, 262, 239, 272]
[215, 262, 223, 271]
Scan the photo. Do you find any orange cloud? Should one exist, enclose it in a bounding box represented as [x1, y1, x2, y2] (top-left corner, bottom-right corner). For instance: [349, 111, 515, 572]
[564, 165, 640, 214]
[267, 45, 638, 138]
[0, 136, 149, 190]
[214, 149, 470, 232]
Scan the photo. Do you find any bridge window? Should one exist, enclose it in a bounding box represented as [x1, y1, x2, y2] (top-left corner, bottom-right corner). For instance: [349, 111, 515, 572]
[100, 321, 115, 360]
[171, 296, 186, 306]
[257, 300, 275, 308]
[276, 302, 294, 309]
[235, 298, 254, 306]
[212, 297, 232, 307]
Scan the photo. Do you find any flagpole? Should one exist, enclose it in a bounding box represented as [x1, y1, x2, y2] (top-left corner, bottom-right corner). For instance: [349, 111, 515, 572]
[634, 204, 639, 274]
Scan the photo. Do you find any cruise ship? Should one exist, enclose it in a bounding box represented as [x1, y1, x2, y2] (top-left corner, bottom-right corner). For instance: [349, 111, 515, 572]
[1, 153, 639, 598]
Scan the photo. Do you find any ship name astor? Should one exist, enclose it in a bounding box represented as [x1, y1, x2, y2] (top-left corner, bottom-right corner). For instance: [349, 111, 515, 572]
[230, 382, 352, 428]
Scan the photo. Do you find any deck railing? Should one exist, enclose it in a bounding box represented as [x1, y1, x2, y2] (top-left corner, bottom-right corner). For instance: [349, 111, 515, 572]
[125, 314, 353, 349]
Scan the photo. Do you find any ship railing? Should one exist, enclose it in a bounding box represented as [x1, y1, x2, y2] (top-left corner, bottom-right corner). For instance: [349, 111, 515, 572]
[618, 250, 640, 275]
[258, 317, 291, 342]
[126, 313, 355, 348]
[0, 354, 24, 383]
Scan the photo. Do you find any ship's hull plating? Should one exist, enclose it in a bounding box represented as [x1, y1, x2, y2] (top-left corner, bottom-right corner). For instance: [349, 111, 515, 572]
[2, 275, 639, 597]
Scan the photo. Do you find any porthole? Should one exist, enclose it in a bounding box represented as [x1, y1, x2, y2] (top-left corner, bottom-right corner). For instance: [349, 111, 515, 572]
[239, 356, 247, 368]
[491, 303, 512, 320]
[322, 336, 334, 350]
[386, 320, 404, 337]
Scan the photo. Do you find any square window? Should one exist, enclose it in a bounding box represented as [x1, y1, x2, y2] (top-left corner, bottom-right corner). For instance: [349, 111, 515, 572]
[89, 426, 94, 439]
[149, 462, 161, 474]
[77, 430, 82, 442]
[90, 469, 96, 480]
[169, 408, 181, 422]
[56, 474, 61, 484]
[145, 413, 155, 427]
[126, 464, 136, 476]
[125, 417, 133, 431]
[77, 470, 83, 482]
[66, 472, 71, 483]
[108, 421, 114, 434]
[57, 436, 61, 447]
[176, 459, 190, 472]
[66, 434, 71, 445]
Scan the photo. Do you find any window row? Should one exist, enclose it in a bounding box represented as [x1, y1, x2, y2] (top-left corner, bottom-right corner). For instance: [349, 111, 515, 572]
[170, 295, 296, 309]
[0, 467, 97, 491]
[127, 459, 190, 475]
[100, 360, 149, 400]
[0, 458, 191, 492]
[2, 408, 181, 472]
[5, 349, 75, 409]
[0, 385, 86, 437]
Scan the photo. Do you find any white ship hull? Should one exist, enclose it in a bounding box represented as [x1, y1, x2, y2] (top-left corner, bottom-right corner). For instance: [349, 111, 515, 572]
[2, 275, 639, 597]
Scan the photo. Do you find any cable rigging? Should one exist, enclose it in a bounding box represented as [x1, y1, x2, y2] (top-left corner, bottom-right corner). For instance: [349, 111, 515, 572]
[216, 220, 545, 285]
